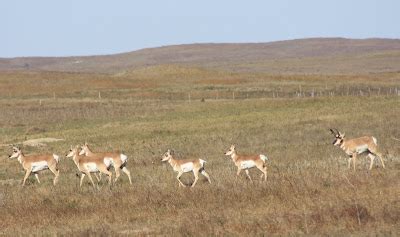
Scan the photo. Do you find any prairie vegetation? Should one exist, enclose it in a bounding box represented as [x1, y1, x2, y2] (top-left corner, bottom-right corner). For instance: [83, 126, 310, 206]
[1, 38, 400, 235]
[0, 67, 399, 236]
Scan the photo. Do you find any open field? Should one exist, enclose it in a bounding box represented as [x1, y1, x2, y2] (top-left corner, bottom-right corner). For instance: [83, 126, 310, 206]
[0, 67, 400, 235]
[1, 38, 400, 235]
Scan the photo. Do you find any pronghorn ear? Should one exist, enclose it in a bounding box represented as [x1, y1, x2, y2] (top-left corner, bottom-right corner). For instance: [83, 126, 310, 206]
[342, 133, 346, 138]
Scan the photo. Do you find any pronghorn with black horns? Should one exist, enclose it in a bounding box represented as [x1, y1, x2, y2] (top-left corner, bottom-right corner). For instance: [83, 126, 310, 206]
[8, 146, 60, 186]
[161, 149, 211, 187]
[224, 145, 268, 182]
[79, 143, 132, 184]
[330, 128, 385, 170]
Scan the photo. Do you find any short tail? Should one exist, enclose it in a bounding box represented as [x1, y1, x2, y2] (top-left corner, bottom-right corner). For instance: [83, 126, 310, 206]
[260, 154, 268, 162]
[372, 136, 377, 145]
[53, 154, 60, 163]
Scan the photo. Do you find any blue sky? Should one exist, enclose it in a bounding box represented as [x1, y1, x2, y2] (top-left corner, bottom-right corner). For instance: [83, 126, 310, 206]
[1, 0, 399, 57]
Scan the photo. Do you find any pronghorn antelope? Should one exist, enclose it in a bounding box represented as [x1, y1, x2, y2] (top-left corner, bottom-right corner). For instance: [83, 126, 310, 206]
[79, 143, 132, 184]
[66, 145, 113, 188]
[161, 149, 211, 187]
[330, 128, 385, 170]
[8, 146, 60, 186]
[224, 145, 268, 182]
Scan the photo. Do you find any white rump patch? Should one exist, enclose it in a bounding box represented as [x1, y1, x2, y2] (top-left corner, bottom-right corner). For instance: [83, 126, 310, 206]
[53, 154, 60, 163]
[120, 154, 128, 164]
[260, 154, 268, 162]
[199, 159, 206, 167]
[31, 161, 49, 172]
[104, 157, 114, 167]
[181, 162, 194, 173]
[104, 158, 113, 168]
[84, 163, 99, 173]
[240, 160, 256, 169]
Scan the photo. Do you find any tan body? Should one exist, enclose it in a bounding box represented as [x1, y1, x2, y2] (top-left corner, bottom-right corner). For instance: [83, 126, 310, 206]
[225, 145, 268, 182]
[67, 146, 112, 188]
[161, 149, 211, 187]
[8, 147, 60, 186]
[80, 144, 132, 184]
[331, 129, 385, 170]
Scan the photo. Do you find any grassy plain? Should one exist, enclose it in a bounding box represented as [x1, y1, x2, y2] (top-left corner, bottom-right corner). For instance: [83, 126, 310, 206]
[0, 67, 399, 236]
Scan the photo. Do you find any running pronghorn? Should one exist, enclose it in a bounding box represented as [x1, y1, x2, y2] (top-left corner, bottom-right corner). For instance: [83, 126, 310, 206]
[224, 145, 268, 182]
[161, 149, 211, 187]
[330, 128, 385, 170]
[66, 145, 113, 188]
[8, 146, 60, 186]
[79, 143, 132, 184]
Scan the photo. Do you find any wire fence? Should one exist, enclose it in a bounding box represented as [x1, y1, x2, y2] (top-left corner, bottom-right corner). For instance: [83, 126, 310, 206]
[2, 85, 400, 103]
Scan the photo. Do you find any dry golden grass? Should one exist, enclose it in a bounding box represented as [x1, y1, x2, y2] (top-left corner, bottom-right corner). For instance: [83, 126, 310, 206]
[0, 68, 399, 236]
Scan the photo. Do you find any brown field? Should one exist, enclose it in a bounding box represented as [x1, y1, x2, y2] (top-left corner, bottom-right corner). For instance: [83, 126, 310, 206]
[1, 39, 400, 236]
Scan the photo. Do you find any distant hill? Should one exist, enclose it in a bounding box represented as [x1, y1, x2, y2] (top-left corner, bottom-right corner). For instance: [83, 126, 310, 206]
[1, 38, 400, 74]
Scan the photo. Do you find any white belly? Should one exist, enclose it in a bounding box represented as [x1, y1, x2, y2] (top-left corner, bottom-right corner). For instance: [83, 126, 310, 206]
[240, 160, 256, 169]
[84, 163, 99, 173]
[181, 162, 194, 173]
[31, 161, 49, 172]
[355, 144, 369, 154]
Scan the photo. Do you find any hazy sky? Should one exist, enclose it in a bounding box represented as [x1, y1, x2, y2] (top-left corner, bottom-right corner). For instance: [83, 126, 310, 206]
[2, 0, 399, 57]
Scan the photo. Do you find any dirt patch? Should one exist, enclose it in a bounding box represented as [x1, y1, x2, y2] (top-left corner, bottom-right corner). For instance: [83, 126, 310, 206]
[22, 138, 64, 147]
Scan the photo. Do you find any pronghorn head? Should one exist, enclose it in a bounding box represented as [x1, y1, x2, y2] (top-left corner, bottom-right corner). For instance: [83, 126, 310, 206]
[161, 149, 173, 162]
[224, 144, 236, 156]
[330, 128, 345, 146]
[66, 145, 79, 158]
[79, 143, 90, 156]
[8, 146, 21, 159]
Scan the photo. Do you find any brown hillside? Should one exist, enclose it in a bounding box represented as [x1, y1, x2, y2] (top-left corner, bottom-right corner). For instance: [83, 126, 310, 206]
[1, 38, 400, 74]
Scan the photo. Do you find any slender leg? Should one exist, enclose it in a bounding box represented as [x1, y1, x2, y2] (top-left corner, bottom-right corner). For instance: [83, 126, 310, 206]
[98, 165, 113, 186]
[368, 153, 375, 170]
[85, 172, 96, 188]
[22, 169, 32, 186]
[48, 165, 60, 186]
[200, 170, 211, 184]
[34, 173, 41, 184]
[347, 157, 352, 169]
[94, 173, 101, 182]
[263, 167, 267, 181]
[375, 152, 385, 169]
[114, 166, 121, 183]
[80, 173, 86, 187]
[245, 170, 253, 183]
[191, 170, 199, 187]
[122, 167, 132, 185]
[176, 171, 186, 187]
[257, 164, 267, 182]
